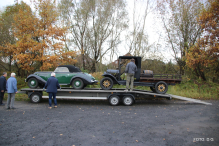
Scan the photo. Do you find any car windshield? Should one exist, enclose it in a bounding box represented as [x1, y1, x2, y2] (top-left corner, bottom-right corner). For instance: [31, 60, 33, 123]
[54, 67, 69, 72]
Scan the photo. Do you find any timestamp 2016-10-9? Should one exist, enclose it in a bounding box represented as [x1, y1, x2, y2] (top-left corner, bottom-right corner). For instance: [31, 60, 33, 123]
[193, 138, 214, 142]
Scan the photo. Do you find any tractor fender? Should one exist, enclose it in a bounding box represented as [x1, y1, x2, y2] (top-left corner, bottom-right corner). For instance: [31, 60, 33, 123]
[102, 73, 120, 85]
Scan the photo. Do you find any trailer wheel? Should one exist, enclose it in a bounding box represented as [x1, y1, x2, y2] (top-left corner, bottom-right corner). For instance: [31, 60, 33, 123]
[30, 92, 42, 103]
[72, 78, 84, 89]
[100, 77, 113, 90]
[155, 81, 168, 94]
[109, 95, 120, 106]
[28, 78, 39, 89]
[150, 86, 156, 92]
[122, 96, 134, 106]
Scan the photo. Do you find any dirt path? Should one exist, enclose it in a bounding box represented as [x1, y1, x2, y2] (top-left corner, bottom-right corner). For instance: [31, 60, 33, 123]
[0, 99, 218, 146]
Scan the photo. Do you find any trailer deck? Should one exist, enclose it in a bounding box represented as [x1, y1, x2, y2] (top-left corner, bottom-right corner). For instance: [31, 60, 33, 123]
[20, 88, 212, 106]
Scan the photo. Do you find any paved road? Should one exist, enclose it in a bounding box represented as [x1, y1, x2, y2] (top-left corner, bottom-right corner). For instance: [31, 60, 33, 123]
[0, 99, 218, 146]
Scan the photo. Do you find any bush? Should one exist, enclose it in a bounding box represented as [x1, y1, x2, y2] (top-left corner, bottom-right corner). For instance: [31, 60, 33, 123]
[16, 77, 28, 89]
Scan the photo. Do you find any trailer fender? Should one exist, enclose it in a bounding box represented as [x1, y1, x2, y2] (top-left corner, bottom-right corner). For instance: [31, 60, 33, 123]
[107, 93, 135, 100]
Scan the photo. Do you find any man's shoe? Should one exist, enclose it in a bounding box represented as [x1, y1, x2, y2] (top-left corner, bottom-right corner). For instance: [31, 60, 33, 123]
[48, 107, 52, 109]
[11, 107, 16, 109]
[54, 106, 57, 108]
[124, 89, 129, 92]
[130, 90, 133, 92]
[0, 103, 5, 106]
[6, 107, 10, 109]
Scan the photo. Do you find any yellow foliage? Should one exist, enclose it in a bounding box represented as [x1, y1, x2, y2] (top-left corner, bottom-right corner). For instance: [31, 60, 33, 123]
[1, 0, 77, 73]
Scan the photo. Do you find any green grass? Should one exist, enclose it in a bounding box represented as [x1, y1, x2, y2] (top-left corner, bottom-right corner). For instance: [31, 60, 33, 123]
[167, 80, 219, 100]
[3, 93, 29, 102]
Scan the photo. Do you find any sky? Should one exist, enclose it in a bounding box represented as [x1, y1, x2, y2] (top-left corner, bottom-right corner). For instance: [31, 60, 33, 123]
[0, 0, 174, 63]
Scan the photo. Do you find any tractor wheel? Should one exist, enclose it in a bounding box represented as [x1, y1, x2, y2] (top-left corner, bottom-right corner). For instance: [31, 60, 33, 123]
[100, 77, 113, 90]
[155, 81, 168, 94]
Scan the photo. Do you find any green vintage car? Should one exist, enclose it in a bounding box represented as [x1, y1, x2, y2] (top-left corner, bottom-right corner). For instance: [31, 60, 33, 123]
[25, 65, 98, 89]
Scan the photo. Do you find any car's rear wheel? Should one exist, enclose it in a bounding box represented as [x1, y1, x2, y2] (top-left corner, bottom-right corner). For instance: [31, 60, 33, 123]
[28, 78, 39, 88]
[100, 77, 113, 90]
[72, 78, 84, 89]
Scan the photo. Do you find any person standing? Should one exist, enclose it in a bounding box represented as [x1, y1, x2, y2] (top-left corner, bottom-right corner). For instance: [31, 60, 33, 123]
[0, 72, 7, 106]
[6, 73, 18, 109]
[124, 58, 137, 92]
[44, 72, 60, 109]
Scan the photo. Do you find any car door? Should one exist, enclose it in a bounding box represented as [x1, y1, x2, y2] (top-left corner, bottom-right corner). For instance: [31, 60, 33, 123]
[54, 67, 72, 84]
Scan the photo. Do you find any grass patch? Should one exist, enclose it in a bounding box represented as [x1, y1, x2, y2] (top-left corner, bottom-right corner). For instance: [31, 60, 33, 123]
[3, 93, 29, 102]
[167, 80, 219, 100]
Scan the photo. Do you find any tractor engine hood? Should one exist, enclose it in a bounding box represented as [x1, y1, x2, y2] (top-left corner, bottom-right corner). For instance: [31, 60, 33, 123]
[106, 69, 119, 74]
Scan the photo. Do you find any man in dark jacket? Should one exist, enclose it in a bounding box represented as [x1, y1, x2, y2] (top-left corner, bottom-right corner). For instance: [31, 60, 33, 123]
[0, 72, 7, 106]
[124, 58, 137, 91]
[44, 72, 60, 109]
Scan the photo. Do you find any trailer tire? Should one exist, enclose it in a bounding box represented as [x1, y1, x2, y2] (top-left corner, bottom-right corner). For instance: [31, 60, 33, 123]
[122, 96, 134, 106]
[109, 95, 120, 106]
[155, 81, 168, 94]
[30, 92, 42, 103]
[28, 78, 39, 89]
[100, 77, 113, 90]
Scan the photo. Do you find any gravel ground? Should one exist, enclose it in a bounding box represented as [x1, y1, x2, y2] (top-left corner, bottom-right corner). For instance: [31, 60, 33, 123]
[0, 99, 218, 146]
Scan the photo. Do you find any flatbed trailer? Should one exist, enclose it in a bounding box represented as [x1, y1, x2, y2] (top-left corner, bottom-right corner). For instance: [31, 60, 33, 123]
[20, 88, 212, 106]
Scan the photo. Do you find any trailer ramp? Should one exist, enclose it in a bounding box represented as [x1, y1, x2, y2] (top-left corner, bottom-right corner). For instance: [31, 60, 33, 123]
[169, 94, 212, 105]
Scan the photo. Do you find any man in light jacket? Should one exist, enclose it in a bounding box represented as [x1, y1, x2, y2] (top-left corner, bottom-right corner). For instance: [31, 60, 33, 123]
[44, 72, 60, 109]
[6, 73, 18, 109]
[124, 58, 137, 91]
[0, 72, 7, 106]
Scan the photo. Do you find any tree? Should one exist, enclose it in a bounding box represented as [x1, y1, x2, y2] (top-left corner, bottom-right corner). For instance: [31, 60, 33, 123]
[2, 0, 77, 77]
[0, 3, 27, 73]
[87, 0, 128, 72]
[59, 0, 90, 70]
[156, 0, 203, 75]
[186, 0, 219, 81]
[125, 0, 153, 60]
[59, 0, 128, 72]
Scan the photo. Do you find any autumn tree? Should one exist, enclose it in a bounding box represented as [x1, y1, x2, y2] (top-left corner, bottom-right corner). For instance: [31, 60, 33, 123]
[0, 3, 28, 73]
[156, 0, 203, 75]
[3, 0, 77, 77]
[186, 0, 219, 81]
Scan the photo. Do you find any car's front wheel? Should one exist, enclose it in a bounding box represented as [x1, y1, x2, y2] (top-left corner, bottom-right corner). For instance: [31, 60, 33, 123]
[28, 78, 39, 88]
[72, 78, 84, 89]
